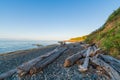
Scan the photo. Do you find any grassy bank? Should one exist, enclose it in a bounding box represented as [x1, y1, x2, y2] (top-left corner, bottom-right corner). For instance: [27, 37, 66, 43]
[85, 7, 120, 58]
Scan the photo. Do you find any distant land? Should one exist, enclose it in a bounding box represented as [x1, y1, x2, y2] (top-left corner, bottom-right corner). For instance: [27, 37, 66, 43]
[65, 35, 87, 42]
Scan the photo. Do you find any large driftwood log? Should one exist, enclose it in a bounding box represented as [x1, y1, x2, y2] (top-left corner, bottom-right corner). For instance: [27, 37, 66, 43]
[17, 48, 58, 76]
[64, 45, 100, 67]
[99, 54, 120, 74]
[0, 69, 17, 80]
[91, 56, 120, 80]
[64, 49, 87, 67]
[78, 47, 93, 72]
[29, 47, 67, 75]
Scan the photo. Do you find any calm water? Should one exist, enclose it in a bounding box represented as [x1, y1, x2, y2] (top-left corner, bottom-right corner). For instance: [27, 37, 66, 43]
[0, 40, 57, 54]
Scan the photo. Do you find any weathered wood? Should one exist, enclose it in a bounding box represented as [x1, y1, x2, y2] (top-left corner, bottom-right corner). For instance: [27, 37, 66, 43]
[29, 47, 67, 75]
[58, 41, 66, 46]
[64, 49, 86, 67]
[90, 48, 100, 57]
[64, 45, 100, 67]
[17, 48, 59, 76]
[0, 69, 17, 80]
[91, 56, 120, 80]
[78, 47, 92, 72]
[78, 46, 101, 72]
[76, 58, 84, 65]
[99, 54, 120, 74]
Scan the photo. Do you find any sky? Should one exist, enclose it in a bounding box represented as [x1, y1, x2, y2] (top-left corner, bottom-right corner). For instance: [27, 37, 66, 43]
[0, 0, 120, 40]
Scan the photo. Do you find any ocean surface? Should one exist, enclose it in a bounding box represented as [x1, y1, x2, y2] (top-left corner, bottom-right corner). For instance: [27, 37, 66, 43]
[0, 40, 57, 54]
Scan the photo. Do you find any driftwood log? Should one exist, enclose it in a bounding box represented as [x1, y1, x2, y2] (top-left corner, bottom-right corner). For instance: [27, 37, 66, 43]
[29, 47, 67, 75]
[64, 44, 100, 67]
[91, 56, 120, 80]
[99, 54, 120, 74]
[0, 69, 17, 80]
[17, 48, 58, 76]
[64, 49, 86, 67]
[0, 47, 67, 79]
[78, 47, 93, 72]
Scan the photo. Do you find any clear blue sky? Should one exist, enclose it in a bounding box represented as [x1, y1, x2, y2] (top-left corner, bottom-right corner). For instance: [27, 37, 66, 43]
[0, 0, 120, 40]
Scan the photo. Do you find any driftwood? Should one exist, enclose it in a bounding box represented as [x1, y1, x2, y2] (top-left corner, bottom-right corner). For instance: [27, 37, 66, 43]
[17, 48, 58, 76]
[99, 54, 120, 74]
[0, 47, 67, 79]
[0, 48, 59, 79]
[58, 41, 66, 46]
[29, 47, 67, 75]
[78, 47, 92, 72]
[64, 49, 86, 67]
[90, 48, 100, 57]
[1, 43, 120, 80]
[91, 56, 120, 80]
[0, 69, 17, 80]
[64, 44, 100, 67]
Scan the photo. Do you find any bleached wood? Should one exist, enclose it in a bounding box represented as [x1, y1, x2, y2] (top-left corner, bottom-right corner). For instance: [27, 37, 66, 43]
[78, 47, 92, 72]
[99, 54, 120, 74]
[64, 49, 86, 67]
[64, 45, 100, 67]
[0, 69, 17, 80]
[17, 48, 58, 76]
[29, 47, 67, 75]
[91, 56, 120, 80]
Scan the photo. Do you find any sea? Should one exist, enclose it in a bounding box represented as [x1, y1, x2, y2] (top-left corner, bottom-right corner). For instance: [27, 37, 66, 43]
[0, 39, 58, 54]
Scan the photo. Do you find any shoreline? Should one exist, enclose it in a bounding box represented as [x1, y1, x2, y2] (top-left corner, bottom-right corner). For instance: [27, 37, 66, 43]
[0, 44, 58, 56]
[0, 44, 58, 74]
[0, 40, 58, 55]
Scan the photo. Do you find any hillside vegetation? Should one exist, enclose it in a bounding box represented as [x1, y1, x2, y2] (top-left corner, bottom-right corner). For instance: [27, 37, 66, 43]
[85, 7, 120, 58]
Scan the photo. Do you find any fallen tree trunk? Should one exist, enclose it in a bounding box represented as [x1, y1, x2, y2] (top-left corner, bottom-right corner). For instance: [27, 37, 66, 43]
[99, 54, 120, 74]
[0, 69, 17, 80]
[17, 48, 58, 76]
[64, 45, 100, 67]
[91, 56, 120, 80]
[64, 49, 86, 67]
[78, 47, 92, 72]
[29, 47, 67, 75]
[78, 46, 101, 72]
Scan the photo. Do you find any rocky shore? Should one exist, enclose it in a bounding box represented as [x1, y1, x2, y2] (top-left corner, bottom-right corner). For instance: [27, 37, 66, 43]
[0, 45, 57, 75]
[0, 43, 120, 80]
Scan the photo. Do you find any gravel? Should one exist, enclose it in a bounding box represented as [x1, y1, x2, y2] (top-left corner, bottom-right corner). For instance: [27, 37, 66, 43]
[0, 43, 110, 80]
